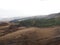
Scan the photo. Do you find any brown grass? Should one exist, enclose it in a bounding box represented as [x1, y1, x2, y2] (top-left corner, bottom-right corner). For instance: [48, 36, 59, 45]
[0, 26, 60, 45]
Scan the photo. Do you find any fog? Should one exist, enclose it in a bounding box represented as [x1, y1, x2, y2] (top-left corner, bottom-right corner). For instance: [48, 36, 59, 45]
[0, 0, 60, 18]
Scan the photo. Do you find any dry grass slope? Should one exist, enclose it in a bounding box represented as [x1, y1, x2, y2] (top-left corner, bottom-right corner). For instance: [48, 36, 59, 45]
[0, 26, 60, 45]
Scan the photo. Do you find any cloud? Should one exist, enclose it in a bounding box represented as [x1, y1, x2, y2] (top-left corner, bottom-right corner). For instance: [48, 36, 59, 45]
[0, 0, 60, 18]
[0, 9, 17, 18]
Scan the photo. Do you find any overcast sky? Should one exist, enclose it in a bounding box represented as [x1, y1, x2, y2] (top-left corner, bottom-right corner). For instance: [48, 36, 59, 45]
[0, 0, 60, 18]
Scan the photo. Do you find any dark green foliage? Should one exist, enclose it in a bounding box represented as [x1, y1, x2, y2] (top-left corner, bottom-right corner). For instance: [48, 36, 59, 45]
[15, 17, 60, 27]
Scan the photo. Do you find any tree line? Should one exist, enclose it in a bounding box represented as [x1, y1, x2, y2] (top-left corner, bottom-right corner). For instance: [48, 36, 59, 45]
[14, 17, 60, 27]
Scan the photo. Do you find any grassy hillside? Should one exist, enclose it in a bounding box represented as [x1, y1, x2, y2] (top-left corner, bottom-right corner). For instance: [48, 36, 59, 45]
[0, 13, 60, 45]
[0, 27, 60, 45]
[10, 13, 60, 27]
[13, 17, 60, 27]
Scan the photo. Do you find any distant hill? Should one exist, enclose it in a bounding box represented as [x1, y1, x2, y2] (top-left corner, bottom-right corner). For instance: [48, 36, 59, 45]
[0, 12, 60, 28]
[45, 13, 60, 19]
[9, 13, 60, 27]
[10, 13, 60, 22]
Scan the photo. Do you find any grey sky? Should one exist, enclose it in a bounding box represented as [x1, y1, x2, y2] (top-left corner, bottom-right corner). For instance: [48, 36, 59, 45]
[0, 0, 60, 18]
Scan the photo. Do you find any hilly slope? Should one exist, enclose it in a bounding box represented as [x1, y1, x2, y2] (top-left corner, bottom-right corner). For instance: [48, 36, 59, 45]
[0, 13, 60, 45]
[9, 13, 60, 27]
[0, 22, 26, 36]
[0, 27, 60, 45]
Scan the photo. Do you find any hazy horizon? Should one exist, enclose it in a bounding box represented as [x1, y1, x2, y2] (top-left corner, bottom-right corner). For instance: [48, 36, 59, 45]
[0, 0, 60, 18]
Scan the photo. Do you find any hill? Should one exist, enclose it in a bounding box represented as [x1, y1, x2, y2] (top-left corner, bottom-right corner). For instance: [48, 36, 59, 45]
[9, 13, 60, 27]
[0, 13, 60, 45]
[0, 27, 60, 45]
